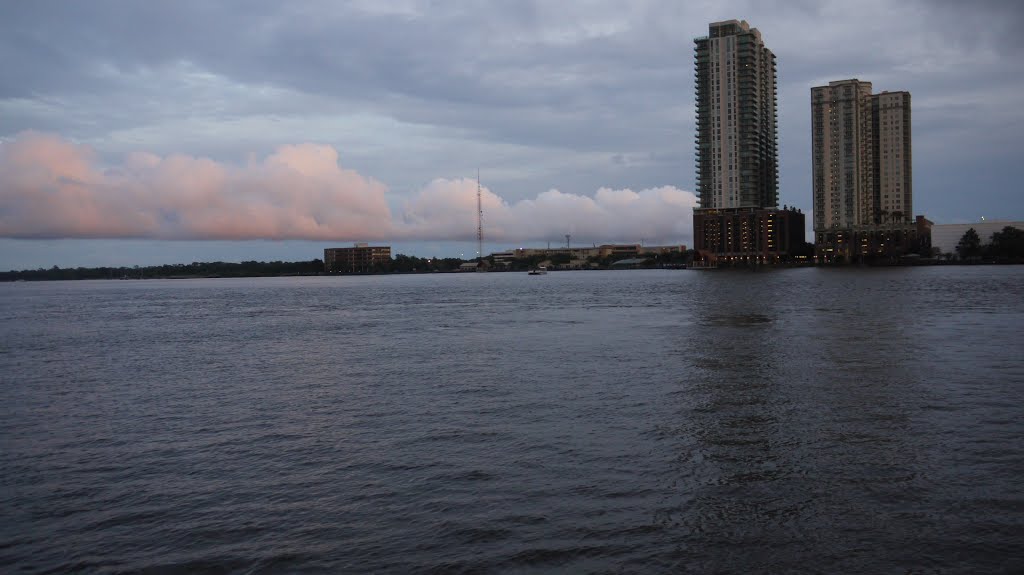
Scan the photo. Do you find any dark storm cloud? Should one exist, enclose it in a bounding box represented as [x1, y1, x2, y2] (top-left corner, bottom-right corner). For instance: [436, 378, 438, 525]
[1, 1, 693, 154]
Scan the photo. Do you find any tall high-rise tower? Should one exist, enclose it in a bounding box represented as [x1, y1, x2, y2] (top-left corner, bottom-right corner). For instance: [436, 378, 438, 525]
[694, 20, 778, 210]
[811, 80, 913, 257]
[810, 79, 875, 230]
[873, 91, 913, 223]
[692, 20, 801, 265]
[811, 80, 912, 230]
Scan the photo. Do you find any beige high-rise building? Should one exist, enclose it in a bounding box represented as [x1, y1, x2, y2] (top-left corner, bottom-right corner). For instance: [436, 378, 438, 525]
[811, 80, 914, 258]
[874, 90, 912, 222]
[811, 79, 874, 230]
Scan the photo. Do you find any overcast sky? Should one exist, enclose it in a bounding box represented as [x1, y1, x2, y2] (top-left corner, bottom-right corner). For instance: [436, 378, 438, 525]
[2, 0, 1022, 269]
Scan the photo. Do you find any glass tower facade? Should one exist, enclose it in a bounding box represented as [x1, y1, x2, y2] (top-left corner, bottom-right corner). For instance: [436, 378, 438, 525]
[694, 20, 778, 211]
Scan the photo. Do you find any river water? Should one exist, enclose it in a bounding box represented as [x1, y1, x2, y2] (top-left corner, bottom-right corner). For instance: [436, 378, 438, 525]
[2, 267, 1022, 574]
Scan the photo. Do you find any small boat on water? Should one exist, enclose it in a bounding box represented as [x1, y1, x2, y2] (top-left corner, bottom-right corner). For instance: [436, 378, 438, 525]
[528, 266, 548, 275]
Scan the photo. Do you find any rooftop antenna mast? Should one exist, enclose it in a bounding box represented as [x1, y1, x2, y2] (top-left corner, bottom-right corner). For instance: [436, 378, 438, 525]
[476, 169, 483, 263]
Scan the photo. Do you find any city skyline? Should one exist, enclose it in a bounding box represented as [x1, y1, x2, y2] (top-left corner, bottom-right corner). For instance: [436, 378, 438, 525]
[2, 1, 1023, 269]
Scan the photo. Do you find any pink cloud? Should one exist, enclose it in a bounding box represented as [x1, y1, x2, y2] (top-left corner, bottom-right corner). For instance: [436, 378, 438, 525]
[0, 132, 393, 240]
[1, 132, 697, 245]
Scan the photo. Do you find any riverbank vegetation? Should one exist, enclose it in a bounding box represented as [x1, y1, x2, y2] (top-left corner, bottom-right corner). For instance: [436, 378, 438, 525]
[0, 260, 327, 281]
[4, 228, 1021, 281]
[956, 226, 1024, 262]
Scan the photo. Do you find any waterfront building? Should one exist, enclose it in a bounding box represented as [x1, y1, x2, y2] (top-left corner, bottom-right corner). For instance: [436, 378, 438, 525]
[501, 244, 654, 261]
[638, 245, 688, 256]
[324, 243, 391, 273]
[491, 251, 516, 266]
[487, 244, 687, 269]
[598, 244, 640, 259]
[693, 206, 806, 264]
[693, 20, 785, 262]
[815, 216, 932, 262]
[811, 79, 920, 261]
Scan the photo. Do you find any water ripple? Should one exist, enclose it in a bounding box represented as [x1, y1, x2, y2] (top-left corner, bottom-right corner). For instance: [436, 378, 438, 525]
[2, 269, 1023, 573]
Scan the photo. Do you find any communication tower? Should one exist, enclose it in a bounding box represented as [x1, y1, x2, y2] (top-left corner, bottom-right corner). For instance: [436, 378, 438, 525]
[476, 170, 483, 262]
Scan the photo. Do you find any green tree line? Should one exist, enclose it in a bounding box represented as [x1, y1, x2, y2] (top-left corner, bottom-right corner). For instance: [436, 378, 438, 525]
[1, 260, 326, 281]
[956, 226, 1024, 261]
[1, 255, 478, 281]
